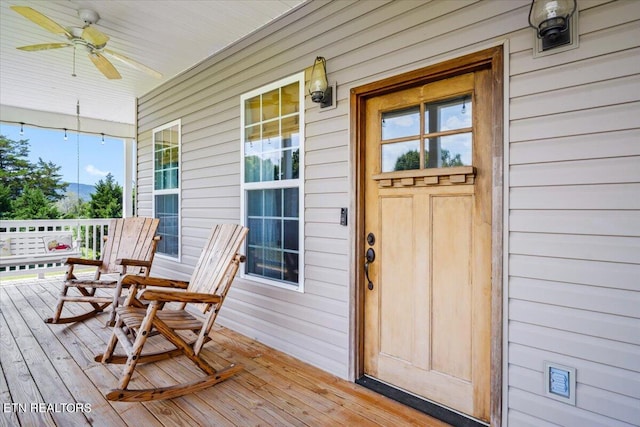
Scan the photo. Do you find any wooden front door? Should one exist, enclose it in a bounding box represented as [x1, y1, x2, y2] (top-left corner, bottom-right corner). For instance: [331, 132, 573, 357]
[362, 69, 493, 422]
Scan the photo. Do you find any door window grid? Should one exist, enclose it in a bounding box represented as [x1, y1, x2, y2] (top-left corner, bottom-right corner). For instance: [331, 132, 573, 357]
[380, 95, 472, 172]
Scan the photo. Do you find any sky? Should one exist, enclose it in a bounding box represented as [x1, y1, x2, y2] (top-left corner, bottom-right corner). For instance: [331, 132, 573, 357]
[0, 123, 124, 186]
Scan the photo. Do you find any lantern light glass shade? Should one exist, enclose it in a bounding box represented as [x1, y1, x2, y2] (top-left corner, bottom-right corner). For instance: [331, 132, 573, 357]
[528, 0, 576, 49]
[309, 57, 328, 103]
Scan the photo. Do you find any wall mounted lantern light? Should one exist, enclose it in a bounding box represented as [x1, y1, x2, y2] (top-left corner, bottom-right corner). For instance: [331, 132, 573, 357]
[308, 56, 333, 108]
[528, 0, 577, 51]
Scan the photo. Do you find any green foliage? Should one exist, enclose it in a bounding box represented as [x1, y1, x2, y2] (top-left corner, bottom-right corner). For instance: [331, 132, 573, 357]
[11, 185, 61, 219]
[441, 150, 464, 167]
[0, 135, 31, 200]
[394, 150, 420, 171]
[88, 173, 122, 218]
[30, 158, 68, 201]
[0, 134, 123, 220]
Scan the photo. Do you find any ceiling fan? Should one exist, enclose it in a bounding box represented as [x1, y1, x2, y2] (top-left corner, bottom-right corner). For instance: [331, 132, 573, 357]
[11, 6, 162, 80]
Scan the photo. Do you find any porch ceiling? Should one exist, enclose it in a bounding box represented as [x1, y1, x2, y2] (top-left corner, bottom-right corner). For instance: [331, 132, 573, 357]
[0, 0, 305, 133]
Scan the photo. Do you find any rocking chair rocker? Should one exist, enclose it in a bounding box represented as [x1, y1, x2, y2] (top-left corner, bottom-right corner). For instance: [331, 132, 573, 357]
[45, 217, 160, 326]
[97, 223, 248, 402]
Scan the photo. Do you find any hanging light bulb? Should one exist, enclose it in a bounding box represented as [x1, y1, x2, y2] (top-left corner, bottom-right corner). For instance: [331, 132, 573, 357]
[101, 133, 105, 144]
[64, 128, 68, 140]
[19, 123, 24, 136]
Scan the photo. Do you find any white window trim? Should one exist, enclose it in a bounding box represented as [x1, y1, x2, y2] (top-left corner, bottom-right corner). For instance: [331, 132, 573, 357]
[152, 118, 182, 262]
[240, 72, 305, 292]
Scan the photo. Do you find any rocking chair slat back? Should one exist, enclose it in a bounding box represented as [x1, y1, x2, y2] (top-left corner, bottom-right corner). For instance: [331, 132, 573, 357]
[189, 224, 248, 301]
[101, 217, 160, 274]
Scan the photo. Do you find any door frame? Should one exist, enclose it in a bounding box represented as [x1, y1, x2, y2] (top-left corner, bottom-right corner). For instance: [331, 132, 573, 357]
[350, 46, 504, 426]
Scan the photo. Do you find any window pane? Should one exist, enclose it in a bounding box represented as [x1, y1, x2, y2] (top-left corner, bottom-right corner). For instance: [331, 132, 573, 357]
[283, 188, 298, 217]
[263, 189, 282, 217]
[247, 246, 263, 276]
[439, 98, 472, 131]
[154, 124, 179, 190]
[261, 151, 280, 181]
[262, 249, 283, 280]
[262, 89, 279, 121]
[247, 218, 262, 245]
[281, 148, 299, 180]
[245, 187, 299, 286]
[155, 194, 179, 257]
[425, 95, 472, 133]
[382, 106, 420, 140]
[245, 125, 261, 154]
[247, 190, 263, 216]
[381, 140, 420, 172]
[262, 120, 281, 150]
[282, 82, 299, 115]
[283, 252, 298, 283]
[425, 133, 472, 168]
[282, 116, 299, 148]
[283, 220, 298, 251]
[245, 155, 261, 183]
[245, 96, 260, 125]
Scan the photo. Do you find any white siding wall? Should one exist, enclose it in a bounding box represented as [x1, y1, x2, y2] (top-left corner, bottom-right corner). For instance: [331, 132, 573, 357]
[136, 1, 640, 425]
[507, 0, 640, 425]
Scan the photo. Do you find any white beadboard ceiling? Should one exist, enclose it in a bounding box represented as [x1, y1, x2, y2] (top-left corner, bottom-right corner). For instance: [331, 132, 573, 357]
[0, 0, 304, 129]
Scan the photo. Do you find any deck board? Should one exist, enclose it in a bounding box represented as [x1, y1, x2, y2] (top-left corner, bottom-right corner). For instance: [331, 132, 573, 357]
[0, 275, 451, 427]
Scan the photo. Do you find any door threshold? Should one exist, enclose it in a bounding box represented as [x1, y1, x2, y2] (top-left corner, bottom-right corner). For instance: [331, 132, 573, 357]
[356, 376, 488, 427]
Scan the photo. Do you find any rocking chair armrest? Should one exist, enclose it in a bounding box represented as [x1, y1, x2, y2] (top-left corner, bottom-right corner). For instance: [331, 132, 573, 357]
[64, 257, 102, 267]
[140, 289, 222, 304]
[115, 258, 152, 268]
[120, 275, 190, 289]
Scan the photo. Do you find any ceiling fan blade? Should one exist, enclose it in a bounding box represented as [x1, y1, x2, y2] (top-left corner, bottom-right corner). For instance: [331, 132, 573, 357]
[88, 52, 121, 79]
[11, 6, 73, 39]
[17, 43, 72, 51]
[82, 26, 109, 46]
[103, 49, 162, 79]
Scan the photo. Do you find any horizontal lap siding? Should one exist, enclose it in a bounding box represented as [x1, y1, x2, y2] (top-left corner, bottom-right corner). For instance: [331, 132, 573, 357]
[136, 0, 507, 379]
[135, 0, 639, 423]
[508, 1, 640, 426]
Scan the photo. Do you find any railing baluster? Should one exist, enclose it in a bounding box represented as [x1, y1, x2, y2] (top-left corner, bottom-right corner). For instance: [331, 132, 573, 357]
[0, 218, 116, 276]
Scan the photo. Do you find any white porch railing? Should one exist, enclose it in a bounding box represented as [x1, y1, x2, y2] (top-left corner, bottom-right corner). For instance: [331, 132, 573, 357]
[0, 218, 115, 277]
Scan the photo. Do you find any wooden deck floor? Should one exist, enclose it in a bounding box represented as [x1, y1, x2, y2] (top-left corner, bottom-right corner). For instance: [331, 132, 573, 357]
[0, 274, 449, 427]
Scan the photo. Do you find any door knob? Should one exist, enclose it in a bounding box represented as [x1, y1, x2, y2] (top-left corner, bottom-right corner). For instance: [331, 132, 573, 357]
[364, 247, 375, 290]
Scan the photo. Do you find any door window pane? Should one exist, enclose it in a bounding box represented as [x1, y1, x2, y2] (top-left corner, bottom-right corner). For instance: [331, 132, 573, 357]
[425, 133, 472, 168]
[425, 96, 472, 133]
[382, 106, 420, 140]
[382, 140, 420, 172]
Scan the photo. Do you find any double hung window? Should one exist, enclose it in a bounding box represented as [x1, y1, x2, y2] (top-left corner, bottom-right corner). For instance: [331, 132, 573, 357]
[152, 120, 180, 259]
[241, 73, 304, 290]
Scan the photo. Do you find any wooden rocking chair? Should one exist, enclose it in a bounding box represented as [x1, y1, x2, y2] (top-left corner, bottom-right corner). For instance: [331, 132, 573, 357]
[97, 223, 248, 402]
[45, 217, 160, 326]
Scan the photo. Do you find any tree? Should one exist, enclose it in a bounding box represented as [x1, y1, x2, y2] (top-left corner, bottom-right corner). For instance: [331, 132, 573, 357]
[29, 158, 68, 201]
[58, 192, 89, 218]
[0, 135, 31, 200]
[394, 150, 420, 171]
[0, 135, 69, 218]
[441, 149, 464, 167]
[11, 185, 61, 219]
[88, 173, 122, 218]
